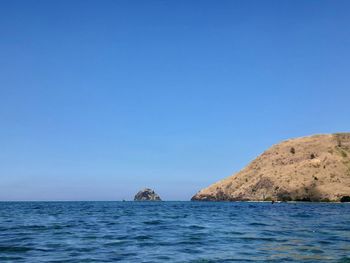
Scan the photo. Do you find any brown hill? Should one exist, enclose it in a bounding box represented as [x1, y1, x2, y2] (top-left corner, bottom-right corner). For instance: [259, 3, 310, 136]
[192, 133, 350, 202]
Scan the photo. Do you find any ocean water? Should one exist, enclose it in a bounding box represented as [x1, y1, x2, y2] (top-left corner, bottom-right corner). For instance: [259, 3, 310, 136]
[0, 202, 349, 262]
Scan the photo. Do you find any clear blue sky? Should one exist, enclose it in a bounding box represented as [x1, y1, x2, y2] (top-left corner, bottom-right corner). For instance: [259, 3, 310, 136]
[1, 0, 349, 201]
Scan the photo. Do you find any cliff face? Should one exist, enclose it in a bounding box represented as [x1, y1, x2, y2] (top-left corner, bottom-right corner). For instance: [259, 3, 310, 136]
[192, 133, 350, 202]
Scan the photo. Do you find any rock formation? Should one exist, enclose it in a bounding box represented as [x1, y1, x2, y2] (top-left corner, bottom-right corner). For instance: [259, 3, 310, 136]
[192, 133, 350, 202]
[134, 188, 162, 201]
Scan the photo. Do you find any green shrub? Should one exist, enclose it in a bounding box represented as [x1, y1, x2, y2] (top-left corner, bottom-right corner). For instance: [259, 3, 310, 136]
[263, 196, 273, 201]
[341, 150, 348, 158]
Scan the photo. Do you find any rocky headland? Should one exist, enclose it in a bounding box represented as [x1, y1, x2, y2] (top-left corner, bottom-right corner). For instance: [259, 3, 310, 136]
[192, 133, 350, 202]
[134, 188, 162, 201]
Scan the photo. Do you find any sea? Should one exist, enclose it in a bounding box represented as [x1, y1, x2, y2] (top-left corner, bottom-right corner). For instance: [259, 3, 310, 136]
[0, 201, 349, 262]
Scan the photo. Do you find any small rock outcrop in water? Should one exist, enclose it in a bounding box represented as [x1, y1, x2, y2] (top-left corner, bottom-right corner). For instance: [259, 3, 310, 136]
[192, 133, 350, 202]
[134, 188, 162, 201]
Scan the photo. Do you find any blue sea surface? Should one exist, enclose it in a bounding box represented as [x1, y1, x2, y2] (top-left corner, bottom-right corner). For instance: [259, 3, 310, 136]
[0, 201, 349, 262]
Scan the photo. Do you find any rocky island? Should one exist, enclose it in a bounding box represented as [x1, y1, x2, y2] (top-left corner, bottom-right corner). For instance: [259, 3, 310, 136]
[134, 188, 162, 201]
[192, 133, 350, 202]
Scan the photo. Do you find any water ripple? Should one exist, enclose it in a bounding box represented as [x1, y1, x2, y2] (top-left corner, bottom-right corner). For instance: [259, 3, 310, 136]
[0, 201, 349, 262]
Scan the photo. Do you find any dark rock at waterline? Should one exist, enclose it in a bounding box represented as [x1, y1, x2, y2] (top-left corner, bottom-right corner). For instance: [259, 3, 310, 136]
[134, 188, 162, 201]
[340, 196, 350, 202]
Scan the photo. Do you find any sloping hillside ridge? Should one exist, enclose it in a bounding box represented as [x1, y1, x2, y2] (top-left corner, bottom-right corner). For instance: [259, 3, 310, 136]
[192, 133, 350, 202]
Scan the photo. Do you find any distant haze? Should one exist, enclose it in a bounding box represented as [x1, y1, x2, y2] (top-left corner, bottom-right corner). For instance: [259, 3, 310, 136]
[1, 0, 350, 200]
